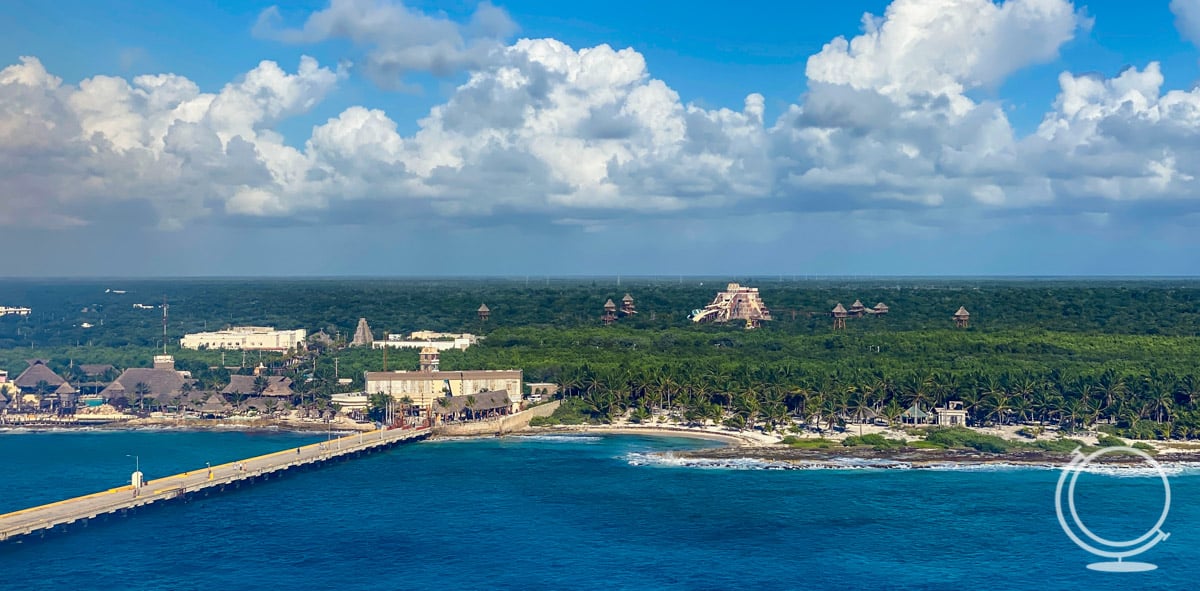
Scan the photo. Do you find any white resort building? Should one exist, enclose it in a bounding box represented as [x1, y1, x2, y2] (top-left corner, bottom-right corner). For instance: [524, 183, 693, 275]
[180, 326, 307, 351]
[364, 369, 522, 412]
[0, 307, 31, 317]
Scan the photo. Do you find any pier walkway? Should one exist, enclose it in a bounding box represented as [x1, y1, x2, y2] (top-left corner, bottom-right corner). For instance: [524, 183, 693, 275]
[0, 426, 428, 543]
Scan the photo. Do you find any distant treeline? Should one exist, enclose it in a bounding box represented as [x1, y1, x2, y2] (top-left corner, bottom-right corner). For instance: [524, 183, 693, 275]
[3, 278, 1200, 350]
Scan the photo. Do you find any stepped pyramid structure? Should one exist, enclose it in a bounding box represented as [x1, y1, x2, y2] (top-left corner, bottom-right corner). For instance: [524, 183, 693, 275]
[688, 283, 772, 329]
[351, 318, 374, 347]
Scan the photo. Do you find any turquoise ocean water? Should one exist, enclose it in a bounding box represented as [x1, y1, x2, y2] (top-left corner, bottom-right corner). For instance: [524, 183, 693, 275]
[0, 430, 1195, 590]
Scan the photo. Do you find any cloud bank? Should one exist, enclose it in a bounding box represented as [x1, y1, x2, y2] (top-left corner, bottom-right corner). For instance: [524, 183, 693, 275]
[3, 0, 1200, 238]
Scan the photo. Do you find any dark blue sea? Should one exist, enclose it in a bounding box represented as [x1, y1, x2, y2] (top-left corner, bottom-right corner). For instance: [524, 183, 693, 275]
[0, 430, 1195, 590]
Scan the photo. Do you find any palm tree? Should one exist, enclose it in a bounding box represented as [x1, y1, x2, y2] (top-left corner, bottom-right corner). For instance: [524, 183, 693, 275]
[1150, 385, 1174, 424]
[253, 375, 269, 396]
[34, 380, 51, 411]
[1177, 375, 1200, 410]
[848, 393, 875, 436]
[1097, 372, 1128, 419]
[400, 396, 414, 424]
[761, 392, 789, 433]
[987, 392, 1012, 426]
[1010, 396, 1032, 425]
[881, 399, 903, 427]
[134, 381, 151, 412]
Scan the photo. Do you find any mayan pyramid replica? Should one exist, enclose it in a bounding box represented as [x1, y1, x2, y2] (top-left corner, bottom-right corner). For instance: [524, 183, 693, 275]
[688, 283, 772, 329]
[351, 318, 374, 347]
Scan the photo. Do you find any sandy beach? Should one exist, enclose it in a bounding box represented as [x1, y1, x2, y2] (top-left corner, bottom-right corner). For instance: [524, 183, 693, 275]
[524, 424, 766, 446]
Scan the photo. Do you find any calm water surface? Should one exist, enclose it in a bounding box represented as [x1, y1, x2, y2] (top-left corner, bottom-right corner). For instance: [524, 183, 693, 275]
[0, 430, 1195, 590]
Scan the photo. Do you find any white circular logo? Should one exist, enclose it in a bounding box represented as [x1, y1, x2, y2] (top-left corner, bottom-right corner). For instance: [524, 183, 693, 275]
[1055, 446, 1171, 572]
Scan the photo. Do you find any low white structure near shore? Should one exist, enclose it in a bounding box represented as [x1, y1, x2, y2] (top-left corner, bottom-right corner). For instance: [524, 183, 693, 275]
[0, 306, 31, 317]
[331, 393, 369, 412]
[370, 331, 477, 351]
[181, 326, 307, 351]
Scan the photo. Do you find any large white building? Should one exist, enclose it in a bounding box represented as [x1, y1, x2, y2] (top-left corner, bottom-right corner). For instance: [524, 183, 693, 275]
[0, 307, 31, 317]
[371, 331, 477, 351]
[180, 326, 307, 351]
[364, 369, 522, 411]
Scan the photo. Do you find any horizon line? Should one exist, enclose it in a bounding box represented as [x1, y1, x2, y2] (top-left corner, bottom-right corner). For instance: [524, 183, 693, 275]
[4, 274, 1200, 281]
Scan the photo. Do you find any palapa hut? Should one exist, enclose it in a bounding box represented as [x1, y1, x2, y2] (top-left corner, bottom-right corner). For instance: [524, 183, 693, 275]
[602, 299, 618, 325]
[44, 382, 78, 411]
[432, 390, 514, 423]
[848, 300, 867, 317]
[621, 293, 637, 315]
[477, 303, 490, 322]
[199, 393, 233, 417]
[223, 375, 294, 398]
[954, 306, 970, 328]
[101, 366, 194, 410]
[14, 359, 68, 394]
[831, 303, 848, 330]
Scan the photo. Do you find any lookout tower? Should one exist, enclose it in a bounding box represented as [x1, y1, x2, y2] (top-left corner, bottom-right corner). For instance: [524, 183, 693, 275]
[621, 293, 636, 316]
[954, 306, 970, 328]
[849, 299, 867, 318]
[419, 347, 440, 372]
[477, 303, 490, 322]
[602, 299, 618, 326]
[832, 303, 848, 330]
[872, 302, 889, 315]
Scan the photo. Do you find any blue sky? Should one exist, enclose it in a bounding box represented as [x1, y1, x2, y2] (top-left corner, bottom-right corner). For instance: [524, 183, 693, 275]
[3, 0, 1200, 276]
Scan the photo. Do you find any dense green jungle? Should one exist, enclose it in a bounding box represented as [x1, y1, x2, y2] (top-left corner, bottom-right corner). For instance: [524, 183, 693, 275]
[3, 277, 1200, 438]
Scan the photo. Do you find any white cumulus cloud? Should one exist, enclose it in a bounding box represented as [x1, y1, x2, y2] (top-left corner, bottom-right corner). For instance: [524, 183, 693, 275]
[7, 0, 1200, 238]
[254, 0, 517, 88]
[1172, 0, 1200, 45]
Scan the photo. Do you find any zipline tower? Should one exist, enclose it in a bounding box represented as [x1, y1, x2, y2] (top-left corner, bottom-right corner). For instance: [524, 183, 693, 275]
[831, 303, 848, 330]
[954, 306, 971, 328]
[602, 299, 618, 326]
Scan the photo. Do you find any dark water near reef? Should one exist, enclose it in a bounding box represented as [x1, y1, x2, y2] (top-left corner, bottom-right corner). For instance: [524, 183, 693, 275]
[0, 430, 1196, 590]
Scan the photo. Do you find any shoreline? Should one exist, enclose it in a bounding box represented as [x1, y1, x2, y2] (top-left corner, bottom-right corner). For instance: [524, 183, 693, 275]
[516, 424, 759, 446]
[0, 417, 375, 435]
[7, 418, 1199, 470]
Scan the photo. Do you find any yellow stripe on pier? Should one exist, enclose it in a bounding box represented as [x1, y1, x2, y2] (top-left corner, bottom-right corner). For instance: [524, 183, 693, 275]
[0, 427, 428, 542]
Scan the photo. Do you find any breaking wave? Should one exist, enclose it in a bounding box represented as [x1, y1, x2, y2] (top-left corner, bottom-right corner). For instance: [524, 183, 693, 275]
[625, 452, 798, 470]
[625, 453, 1200, 474]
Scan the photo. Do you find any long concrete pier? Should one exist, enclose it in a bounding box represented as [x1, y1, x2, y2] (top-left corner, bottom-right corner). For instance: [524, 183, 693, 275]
[0, 426, 428, 543]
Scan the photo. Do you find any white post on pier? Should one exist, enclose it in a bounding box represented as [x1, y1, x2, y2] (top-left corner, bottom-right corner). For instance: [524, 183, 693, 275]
[128, 454, 142, 496]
